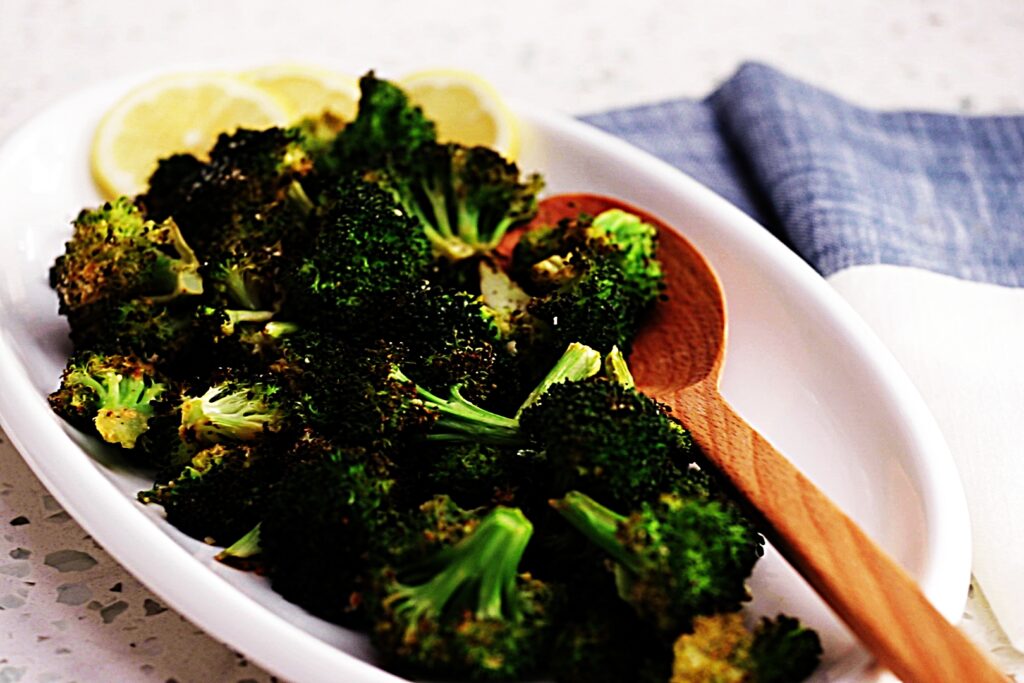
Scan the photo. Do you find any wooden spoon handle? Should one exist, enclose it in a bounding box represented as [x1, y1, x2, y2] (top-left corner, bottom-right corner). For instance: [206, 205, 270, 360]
[677, 386, 1006, 683]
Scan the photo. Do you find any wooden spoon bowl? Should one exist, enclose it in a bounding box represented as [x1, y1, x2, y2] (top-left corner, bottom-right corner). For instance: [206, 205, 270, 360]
[523, 193, 1007, 683]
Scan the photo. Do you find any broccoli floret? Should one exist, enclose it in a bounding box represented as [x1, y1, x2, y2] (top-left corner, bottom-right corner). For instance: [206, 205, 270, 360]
[519, 374, 695, 506]
[138, 441, 288, 546]
[390, 366, 523, 446]
[392, 339, 603, 447]
[259, 440, 397, 623]
[589, 209, 664, 302]
[670, 612, 822, 683]
[331, 71, 437, 171]
[141, 128, 317, 324]
[372, 143, 543, 261]
[552, 490, 763, 635]
[285, 175, 432, 325]
[179, 375, 292, 444]
[140, 127, 315, 256]
[67, 298, 200, 364]
[313, 283, 505, 402]
[413, 442, 542, 508]
[273, 332, 437, 446]
[371, 506, 555, 680]
[49, 351, 167, 449]
[511, 208, 664, 354]
[51, 199, 203, 318]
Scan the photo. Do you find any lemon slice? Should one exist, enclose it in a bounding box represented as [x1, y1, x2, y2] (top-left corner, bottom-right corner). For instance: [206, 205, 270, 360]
[91, 72, 290, 199]
[241, 64, 360, 123]
[399, 69, 520, 159]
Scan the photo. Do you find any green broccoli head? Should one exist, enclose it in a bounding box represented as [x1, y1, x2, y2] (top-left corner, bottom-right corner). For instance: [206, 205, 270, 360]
[511, 208, 664, 354]
[178, 374, 292, 444]
[589, 208, 665, 303]
[375, 143, 543, 261]
[138, 440, 288, 546]
[66, 298, 200, 365]
[670, 612, 822, 683]
[371, 506, 555, 680]
[50, 199, 203, 317]
[552, 490, 763, 635]
[141, 127, 315, 258]
[519, 374, 694, 507]
[285, 174, 432, 325]
[342, 283, 503, 401]
[273, 332, 437, 447]
[331, 71, 437, 171]
[48, 351, 167, 449]
[259, 440, 398, 623]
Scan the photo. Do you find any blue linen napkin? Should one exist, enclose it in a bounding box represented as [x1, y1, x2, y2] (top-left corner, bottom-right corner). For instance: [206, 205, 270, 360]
[582, 62, 1024, 651]
[583, 62, 1024, 285]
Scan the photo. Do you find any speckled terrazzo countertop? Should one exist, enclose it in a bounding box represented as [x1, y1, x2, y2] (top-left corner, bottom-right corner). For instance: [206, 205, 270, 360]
[2, 1, 1023, 681]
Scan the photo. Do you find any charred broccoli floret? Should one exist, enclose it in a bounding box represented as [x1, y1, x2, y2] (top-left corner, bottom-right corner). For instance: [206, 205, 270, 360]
[50, 198, 203, 317]
[371, 506, 555, 680]
[512, 208, 664, 354]
[285, 175, 432, 326]
[258, 438, 397, 623]
[141, 126, 315, 256]
[49, 351, 167, 449]
[552, 490, 763, 635]
[520, 374, 695, 507]
[671, 612, 822, 683]
[138, 441, 289, 546]
[179, 374, 292, 444]
[372, 143, 543, 261]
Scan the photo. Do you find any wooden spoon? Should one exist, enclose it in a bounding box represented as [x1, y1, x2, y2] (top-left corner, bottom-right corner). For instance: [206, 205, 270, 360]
[524, 194, 1007, 683]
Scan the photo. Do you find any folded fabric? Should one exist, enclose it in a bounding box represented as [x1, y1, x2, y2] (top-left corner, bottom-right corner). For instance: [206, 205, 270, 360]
[583, 63, 1024, 650]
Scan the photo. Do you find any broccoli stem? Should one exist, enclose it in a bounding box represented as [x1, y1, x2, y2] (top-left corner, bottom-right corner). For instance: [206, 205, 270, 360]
[391, 368, 524, 445]
[550, 491, 636, 571]
[603, 346, 635, 389]
[286, 180, 314, 215]
[216, 523, 262, 561]
[150, 218, 204, 302]
[387, 507, 533, 624]
[422, 177, 455, 239]
[219, 267, 270, 311]
[456, 203, 480, 246]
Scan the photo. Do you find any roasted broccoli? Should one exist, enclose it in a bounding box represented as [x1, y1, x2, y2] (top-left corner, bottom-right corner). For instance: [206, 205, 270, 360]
[330, 71, 437, 171]
[552, 490, 763, 635]
[511, 208, 664, 353]
[45, 68, 823, 683]
[285, 174, 432, 326]
[50, 198, 203, 317]
[370, 505, 555, 679]
[670, 612, 822, 683]
[138, 441, 287, 546]
[520, 374, 696, 507]
[371, 142, 543, 261]
[49, 351, 167, 449]
[258, 438, 397, 622]
[179, 374, 292, 444]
